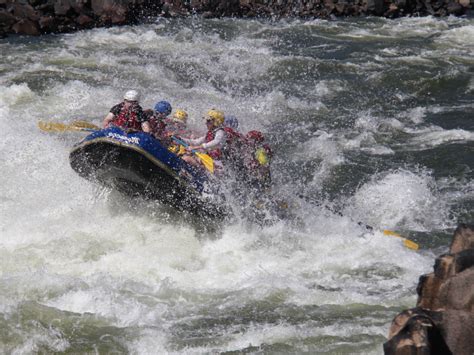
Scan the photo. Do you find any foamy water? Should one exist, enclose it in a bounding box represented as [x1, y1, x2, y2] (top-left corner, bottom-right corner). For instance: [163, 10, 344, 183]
[1, 15, 473, 353]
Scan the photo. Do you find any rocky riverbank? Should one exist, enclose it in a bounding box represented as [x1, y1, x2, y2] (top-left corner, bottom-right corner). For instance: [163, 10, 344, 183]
[384, 224, 474, 355]
[1, 0, 472, 37]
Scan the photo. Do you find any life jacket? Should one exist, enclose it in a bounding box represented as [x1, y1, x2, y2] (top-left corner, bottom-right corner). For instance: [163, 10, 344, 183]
[111, 102, 143, 131]
[255, 144, 272, 165]
[205, 127, 224, 159]
[224, 127, 245, 144]
[149, 116, 167, 139]
[222, 127, 245, 161]
[245, 143, 272, 190]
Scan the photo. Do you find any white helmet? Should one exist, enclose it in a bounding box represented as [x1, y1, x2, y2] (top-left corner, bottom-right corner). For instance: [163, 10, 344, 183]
[124, 90, 140, 102]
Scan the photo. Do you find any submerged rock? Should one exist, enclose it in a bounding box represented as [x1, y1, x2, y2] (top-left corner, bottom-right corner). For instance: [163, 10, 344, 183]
[0, 0, 472, 37]
[384, 224, 474, 355]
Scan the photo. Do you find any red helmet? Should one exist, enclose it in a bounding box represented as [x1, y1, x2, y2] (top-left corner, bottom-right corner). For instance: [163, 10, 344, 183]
[246, 130, 264, 143]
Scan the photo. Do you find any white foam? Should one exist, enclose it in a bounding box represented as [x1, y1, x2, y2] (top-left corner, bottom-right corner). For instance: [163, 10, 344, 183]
[398, 106, 427, 124]
[437, 24, 474, 47]
[408, 128, 474, 149]
[346, 169, 450, 231]
[0, 16, 468, 353]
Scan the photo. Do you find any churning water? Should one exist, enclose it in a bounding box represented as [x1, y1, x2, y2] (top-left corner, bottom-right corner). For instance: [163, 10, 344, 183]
[1, 15, 473, 353]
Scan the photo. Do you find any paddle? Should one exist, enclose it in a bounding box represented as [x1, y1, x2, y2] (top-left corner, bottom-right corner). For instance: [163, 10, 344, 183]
[383, 229, 419, 250]
[171, 136, 215, 174]
[38, 120, 100, 132]
[298, 195, 420, 251]
[356, 220, 421, 251]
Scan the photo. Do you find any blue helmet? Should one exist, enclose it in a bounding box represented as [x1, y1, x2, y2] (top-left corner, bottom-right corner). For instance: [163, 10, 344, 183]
[224, 115, 239, 130]
[154, 100, 172, 115]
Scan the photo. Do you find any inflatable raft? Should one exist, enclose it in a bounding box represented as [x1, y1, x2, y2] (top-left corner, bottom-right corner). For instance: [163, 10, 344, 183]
[69, 127, 228, 220]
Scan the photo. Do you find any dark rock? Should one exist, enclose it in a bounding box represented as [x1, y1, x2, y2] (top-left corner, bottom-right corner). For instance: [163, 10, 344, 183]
[385, 224, 474, 355]
[202, 10, 214, 17]
[0, 9, 18, 27]
[54, 0, 72, 15]
[38, 15, 56, 31]
[12, 18, 40, 35]
[446, 1, 464, 14]
[0, 0, 471, 36]
[384, 309, 452, 355]
[75, 13, 93, 25]
[441, 309, 474, 355]
[450, 224, 474, 254]
[365, 0, 385, 14]
[10, 3, 40, 20]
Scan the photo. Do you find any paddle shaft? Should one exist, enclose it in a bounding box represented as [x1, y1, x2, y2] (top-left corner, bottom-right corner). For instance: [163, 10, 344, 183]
[297, 194, 419, 250]
[171, 136, 215, 173]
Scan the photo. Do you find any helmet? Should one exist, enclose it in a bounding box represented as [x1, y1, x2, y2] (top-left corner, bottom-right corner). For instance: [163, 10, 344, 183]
[173, 109, 188, 122]
[124, 90, 140, 102]
[246, 130, 265, 143]
[224, 115, 239, 130]
[206, 109, 225, 126]
[154, 100, 172, 115]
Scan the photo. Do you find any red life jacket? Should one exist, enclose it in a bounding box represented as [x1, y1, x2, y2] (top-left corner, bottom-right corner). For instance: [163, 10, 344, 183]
[223, 127, 245, 144]
[149, 117, 166, 138]
[205, 128, 224, 159]
[112, 102, 143, 131]
[223, 127, 245, 160]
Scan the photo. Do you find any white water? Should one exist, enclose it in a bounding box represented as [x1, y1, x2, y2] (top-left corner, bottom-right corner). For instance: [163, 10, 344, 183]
[1, 15, 473, 353]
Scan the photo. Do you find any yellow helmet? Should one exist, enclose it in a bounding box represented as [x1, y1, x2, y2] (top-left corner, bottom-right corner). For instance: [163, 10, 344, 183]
[173, 109, 188, 122]
[207, 109, 225, 126]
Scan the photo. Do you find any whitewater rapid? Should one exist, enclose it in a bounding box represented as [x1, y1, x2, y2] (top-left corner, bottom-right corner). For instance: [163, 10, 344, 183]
[1, 15, 473, 353]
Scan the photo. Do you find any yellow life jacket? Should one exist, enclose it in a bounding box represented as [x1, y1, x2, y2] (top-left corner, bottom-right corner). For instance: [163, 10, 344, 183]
[255, 147, 269, 166]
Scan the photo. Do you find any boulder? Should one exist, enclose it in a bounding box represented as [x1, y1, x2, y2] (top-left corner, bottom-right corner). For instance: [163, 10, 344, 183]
[0, 0, 471, 36]
[385, 224, 474, 355]
[10, 3, 40, 20]
[0, 9, 18, 27]
[12, 18, 40, 35]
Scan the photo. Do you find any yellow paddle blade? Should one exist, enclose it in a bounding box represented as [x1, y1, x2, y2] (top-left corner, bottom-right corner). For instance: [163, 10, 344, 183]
[38, 121, 99, 133]
[168, 144, 188, 156]
[195, 152, 214, 173]
[71, 120, 100, 130]
[402, 239, 420, 251]
[165, 136, 215, 173]
[38, 121, 71, 132]
[168, 144, 180, 154]
[383, 230, 419, 251]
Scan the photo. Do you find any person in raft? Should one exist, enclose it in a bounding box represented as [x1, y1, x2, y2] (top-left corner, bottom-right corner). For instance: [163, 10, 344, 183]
[103, 90, 150, 133]
[182, 109, 226, 171]
[243, 130, 273, 192]
[162, 109, 191, 155]
[221, 115, 247, 167]
[164, 109, 189, 138]
[141, 100, 172, 140]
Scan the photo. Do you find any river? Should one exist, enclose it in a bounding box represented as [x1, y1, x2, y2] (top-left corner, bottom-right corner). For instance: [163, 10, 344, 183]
[1, 15, 473, 353]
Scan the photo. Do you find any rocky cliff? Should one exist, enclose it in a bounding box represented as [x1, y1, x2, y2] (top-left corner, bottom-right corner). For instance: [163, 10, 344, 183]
[1, 0, 472, 37]
[384, 224, 474, 355]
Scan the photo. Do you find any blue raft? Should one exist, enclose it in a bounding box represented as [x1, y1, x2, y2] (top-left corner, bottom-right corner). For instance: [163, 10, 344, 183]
[69, 127, 228, 220]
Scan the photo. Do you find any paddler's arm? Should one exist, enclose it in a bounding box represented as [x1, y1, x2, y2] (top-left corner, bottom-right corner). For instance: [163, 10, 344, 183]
[191, 130, 225, 151]
[141, 121, 151, 133]
[137, 108, 151, 133]
[103, 112, 115, 128]
[184, 136, 206, 148]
